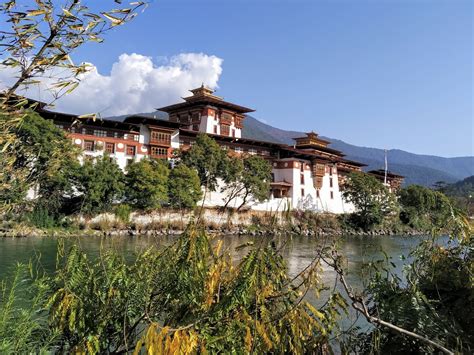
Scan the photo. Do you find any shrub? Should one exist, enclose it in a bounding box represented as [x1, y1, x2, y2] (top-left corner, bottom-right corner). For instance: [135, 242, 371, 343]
[114, 204, 132, 224]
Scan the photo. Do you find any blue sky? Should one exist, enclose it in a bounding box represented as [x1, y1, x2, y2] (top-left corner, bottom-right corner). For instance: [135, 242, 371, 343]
[4, 0, 473, 157]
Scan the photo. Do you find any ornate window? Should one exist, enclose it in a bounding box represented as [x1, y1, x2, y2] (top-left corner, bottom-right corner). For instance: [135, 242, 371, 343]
[126, 145, 136, 156]
[84, 140, 94, 151]
[150, 131, 171, 144]
[94, 129, 106, 137]
[220, 124, 230, 136]
[151, 147, 167, 157]
[105, 142, 115, 154]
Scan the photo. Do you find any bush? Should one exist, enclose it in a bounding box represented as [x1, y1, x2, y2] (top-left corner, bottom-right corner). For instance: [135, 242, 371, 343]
[114, 204, 132, 223]
[27, 206, 58, 229]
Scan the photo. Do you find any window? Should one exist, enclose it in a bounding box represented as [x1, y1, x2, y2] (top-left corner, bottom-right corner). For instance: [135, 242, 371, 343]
[300, 174, 305, 184]
[330, 191, 334, 199]
[116, 132, 125, 139]
[125, 133, 139, 141]
[55, 124, 63, 129]
[234, 147, 243, 154]
[126, 145, 136, 156]
[193, 124, 199, 131]
[213, 125, 218, 134]
[316, 190, 320, 198]
[107, 130, 115, 138]
[232, 129, 236, 137]
[260, 150, 270, 156]
[105, 142, 115, 154]
[330, 178, 333, 188]
[84, 140, 94, 151]
[151, 131, 171, 144]
[329, 167, 333, 176]
[221, 124, 230, 136]
[85, 128, 94, 136]
[301, 189, 305, 197]
[151, 147, 167, 157]
[94, 129, 106, 137]
[248, 148, 257, 155]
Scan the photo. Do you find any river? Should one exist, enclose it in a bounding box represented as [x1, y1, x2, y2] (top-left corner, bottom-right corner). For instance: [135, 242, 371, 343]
[0, 233, 433, 290]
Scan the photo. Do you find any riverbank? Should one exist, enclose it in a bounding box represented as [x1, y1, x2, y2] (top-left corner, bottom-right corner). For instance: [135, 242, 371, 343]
[1, 208, 428, 238]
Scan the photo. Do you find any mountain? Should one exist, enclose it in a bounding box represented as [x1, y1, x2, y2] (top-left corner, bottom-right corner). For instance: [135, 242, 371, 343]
[106, 112, 474, 187]
[243, 116, 473, 187]
[442, 175, 474, 197]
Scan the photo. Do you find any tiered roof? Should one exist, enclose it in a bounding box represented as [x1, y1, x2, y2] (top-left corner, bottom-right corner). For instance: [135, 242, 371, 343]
[158, 85, 255, 114]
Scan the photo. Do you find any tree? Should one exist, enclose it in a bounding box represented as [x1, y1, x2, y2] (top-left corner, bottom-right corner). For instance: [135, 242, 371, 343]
[125, 158, 169, 210]
[75, 155, 125, 214]
[0, 110, 79, 211]
[222, 155, 272, 210]
[0, 0, 146, 211]
[398, 185, 452, 230]
[341, 172, 397, 230]
[180, 134, 230, 193]
[168, 164, 202, 209]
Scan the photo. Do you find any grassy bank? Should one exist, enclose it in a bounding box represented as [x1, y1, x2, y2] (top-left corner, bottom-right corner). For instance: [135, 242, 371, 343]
[1, 207, 430, 238]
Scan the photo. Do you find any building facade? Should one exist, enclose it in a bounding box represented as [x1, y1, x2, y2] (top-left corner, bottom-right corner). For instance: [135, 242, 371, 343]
[36, 86, 403, 213]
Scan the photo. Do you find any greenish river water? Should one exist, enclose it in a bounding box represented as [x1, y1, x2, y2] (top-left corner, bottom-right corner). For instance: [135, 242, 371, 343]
[0, 234, 434, 288]
[1, 234, 443, 336]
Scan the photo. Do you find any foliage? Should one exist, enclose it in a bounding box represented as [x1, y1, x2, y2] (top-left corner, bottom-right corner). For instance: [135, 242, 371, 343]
[126, 158, 170, 210]
[0, 0, 146, 212]
[74, 156, 125, 214]
[0, 111, 79, 211]
[222, 155, 272, 210]
[168, 163, 202, 209]
[342, 207, 473, 354]
[0, 225, 347, 353]
[398, 185, 453, 230]
[180, 134, 231, 192]
[114, 204, 132, 223]
[341, 172, 398, 230]
[439, 176, 474, 216]
[0, 263, 51, 353]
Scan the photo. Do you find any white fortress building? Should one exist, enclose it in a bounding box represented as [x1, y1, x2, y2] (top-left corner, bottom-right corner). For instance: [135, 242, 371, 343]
[37, 86, 403, 213]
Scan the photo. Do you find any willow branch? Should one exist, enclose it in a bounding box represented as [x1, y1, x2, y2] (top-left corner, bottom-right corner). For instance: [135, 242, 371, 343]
[327, 252, 454, 355]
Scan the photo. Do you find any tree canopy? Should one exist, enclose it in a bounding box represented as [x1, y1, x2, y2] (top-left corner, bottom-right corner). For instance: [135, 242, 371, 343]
[125, 158, 170, 210]
[168, 163, 202, 209]
[180, 134, 230, 192]
[341, 172, 397, 229]
[75, 156, 125, 215]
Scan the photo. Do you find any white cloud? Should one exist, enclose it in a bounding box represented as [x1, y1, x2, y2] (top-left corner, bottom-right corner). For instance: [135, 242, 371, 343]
[0, 52, 223, 116]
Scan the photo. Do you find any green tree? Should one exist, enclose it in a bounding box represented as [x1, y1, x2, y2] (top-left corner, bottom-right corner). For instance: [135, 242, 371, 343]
[125, 158, 169, 210]
[222, 155, 272, 210]
[180, 134, 229, 193]
[341, 172, 397, 230]
[0, 0, 146, 212]
[168, 163, 202, 209]
[0, 111, 79, 211]
[398, 185, 452, 230]
[75, 156, 125, 214]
